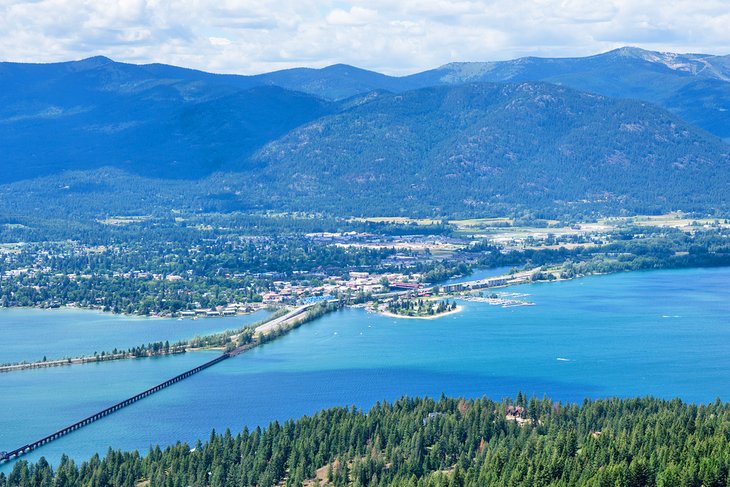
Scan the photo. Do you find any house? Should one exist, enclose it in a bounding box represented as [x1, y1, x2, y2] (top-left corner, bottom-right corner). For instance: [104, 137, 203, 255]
[422, 412, 442, 425]
[506, 405, 525, 417]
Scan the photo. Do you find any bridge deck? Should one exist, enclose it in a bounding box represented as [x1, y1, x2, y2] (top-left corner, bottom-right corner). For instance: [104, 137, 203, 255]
[1, 302, 332, 464]
[1, 352, 230, 464]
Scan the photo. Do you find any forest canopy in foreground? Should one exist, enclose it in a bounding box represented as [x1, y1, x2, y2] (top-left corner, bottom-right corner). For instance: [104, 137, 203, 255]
[3, 395, 730, 487]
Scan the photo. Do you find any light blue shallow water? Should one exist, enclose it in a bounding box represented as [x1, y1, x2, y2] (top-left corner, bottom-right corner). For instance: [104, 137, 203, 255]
[2, 267, 729, 471]
[0, 309, 271, 363]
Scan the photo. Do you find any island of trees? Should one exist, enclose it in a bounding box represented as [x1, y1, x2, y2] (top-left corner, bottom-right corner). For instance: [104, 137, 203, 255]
[385, 299, 458, 318]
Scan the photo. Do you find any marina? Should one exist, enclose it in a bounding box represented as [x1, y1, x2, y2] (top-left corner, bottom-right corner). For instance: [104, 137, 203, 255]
[461, 292, 536, 308]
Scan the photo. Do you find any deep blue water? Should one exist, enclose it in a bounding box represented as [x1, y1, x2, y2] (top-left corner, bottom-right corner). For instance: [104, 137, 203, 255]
[2, 267, 729, 471]
[0, 309, 271, 363]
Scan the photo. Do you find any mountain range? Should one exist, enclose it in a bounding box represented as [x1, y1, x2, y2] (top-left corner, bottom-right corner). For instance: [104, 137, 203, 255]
[0, 47, 729, 220]
[230, 46, 730, 139]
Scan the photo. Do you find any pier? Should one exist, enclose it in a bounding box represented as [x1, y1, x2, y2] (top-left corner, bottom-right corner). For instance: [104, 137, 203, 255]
[1, 352, 230, 464]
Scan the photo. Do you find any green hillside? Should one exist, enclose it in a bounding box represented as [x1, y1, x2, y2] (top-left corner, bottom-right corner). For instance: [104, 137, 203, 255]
[0, 58, 334, 181]
[247, 83, 730, 218]
[1, 56, 730, 221]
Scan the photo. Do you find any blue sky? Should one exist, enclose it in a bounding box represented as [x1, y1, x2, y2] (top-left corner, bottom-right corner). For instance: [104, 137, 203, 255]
[1, 0, 728, 75]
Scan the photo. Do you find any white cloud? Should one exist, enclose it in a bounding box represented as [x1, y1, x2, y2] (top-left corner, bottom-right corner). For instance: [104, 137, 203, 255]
[209, 37, 232, 47]
[0, 0, 728, 75]
[326, 6, 378, 26]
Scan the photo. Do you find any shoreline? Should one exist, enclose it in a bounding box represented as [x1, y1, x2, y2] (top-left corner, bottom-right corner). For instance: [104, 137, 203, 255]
[2, 265, 724, 320]
[4, 265, 723, 372]
[0, 348, 190, 373]
[0, 339, 250, 374]
[0, 305, 313, 373]
[0, 304, 268, 320]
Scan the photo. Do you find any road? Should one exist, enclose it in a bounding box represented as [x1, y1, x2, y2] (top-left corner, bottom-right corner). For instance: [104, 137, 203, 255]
[372, 269, 539, 301]
[253, 304, 315, 335]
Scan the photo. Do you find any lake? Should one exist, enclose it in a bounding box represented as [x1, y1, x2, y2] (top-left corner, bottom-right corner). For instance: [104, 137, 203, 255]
[0, 308, 271, 363]
[2, 267, 729, 471]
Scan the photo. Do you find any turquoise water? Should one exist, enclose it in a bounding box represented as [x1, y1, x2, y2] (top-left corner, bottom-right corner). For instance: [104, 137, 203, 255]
[2, 267, 729, 471]
[0, 309, 271, 363]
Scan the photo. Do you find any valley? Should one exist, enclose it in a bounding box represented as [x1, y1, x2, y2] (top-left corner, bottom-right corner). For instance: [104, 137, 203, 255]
[2, 44, 730, 486]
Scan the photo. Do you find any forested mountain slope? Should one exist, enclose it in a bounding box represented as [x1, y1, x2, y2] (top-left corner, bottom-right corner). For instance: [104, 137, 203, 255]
[1, 55, 730, 219]
[412, 47, 730, 139]
[0, 57, 334, 182]
[4, 395, 730, 486]
[247, 82, 730, 217]
[244, 47, 730, 139]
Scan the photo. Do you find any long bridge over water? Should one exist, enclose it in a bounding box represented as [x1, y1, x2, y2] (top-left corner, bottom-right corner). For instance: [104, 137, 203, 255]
[0, 283, 515, 464]
[0, 352, 230, 464]
[0, 303, 324, 465]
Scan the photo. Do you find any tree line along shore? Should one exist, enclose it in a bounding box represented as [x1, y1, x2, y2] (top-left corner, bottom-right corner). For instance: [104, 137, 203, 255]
[3, 395, 730, 486]
[6, 231, 730, 372]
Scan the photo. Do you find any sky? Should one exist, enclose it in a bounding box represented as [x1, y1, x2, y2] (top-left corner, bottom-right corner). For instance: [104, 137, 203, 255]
[1, 0, 729, 75]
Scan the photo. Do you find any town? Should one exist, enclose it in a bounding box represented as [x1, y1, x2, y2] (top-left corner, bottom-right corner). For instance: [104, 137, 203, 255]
[1, 213, 728, 318]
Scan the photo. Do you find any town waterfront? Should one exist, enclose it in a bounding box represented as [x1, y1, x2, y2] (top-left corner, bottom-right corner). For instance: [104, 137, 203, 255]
[2, 266, 730, 470]
[441, 266, 512, 285]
